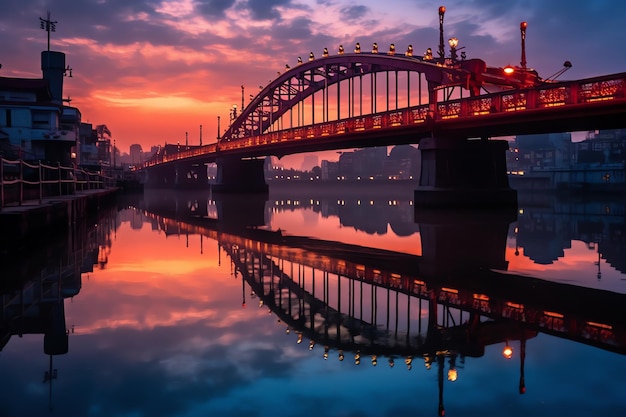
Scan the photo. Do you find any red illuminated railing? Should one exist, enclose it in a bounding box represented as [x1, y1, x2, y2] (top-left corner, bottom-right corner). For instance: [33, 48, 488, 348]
[144, 72, 626, 168]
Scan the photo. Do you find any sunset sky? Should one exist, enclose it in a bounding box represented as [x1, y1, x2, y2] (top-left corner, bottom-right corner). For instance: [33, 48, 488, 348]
[2, 0, 625, 163]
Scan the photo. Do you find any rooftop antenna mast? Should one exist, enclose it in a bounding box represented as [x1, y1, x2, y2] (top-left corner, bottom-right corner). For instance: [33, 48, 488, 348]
[39, 11, 57, 52]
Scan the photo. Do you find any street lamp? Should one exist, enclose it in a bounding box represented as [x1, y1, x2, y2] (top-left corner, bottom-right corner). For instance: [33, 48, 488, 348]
[448, 37, 458, 62]
[520, 21, 528, 69]
[438, 5, 446, 62]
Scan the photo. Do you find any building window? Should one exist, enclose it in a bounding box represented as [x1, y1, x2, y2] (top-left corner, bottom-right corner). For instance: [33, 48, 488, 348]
[32, 111, 50, 129]
[4, 109, 10, 127]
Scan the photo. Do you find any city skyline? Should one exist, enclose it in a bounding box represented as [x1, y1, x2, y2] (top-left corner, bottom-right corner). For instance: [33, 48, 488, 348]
[2, 1, 625, 167]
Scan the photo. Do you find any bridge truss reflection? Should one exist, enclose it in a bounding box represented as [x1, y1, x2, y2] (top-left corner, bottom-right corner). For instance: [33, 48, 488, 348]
[141, 194, 626, 415]
[151, 213, 626, 356]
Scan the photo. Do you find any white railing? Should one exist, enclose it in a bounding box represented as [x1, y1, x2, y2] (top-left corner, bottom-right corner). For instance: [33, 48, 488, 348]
[0, 157, 115, 209]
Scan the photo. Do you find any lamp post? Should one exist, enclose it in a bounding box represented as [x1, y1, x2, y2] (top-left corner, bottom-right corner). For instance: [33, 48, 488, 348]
[520, 21, 528, 69]
[438, 6, 446, 62]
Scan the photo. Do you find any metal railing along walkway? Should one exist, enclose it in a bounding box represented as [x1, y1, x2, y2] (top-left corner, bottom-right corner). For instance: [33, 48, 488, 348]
[0, 157, 115, 209]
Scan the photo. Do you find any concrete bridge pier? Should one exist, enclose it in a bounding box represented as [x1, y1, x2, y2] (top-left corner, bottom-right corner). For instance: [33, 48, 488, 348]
[144, 161, 208, 189]
[212, 156, 269, 194]
[414, 137, 517, 208]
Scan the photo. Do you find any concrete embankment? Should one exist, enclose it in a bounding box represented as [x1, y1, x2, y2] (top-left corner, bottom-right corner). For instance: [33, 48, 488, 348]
[0, 189, 118, 249]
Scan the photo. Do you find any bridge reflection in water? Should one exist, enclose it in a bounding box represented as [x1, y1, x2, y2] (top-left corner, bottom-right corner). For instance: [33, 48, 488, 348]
[140, 189, 626, 416]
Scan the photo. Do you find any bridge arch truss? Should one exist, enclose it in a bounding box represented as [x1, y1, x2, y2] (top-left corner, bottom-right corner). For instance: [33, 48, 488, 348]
[222, 53, 487, 141]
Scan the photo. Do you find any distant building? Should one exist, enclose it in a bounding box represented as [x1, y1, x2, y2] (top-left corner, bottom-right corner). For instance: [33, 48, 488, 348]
[301, 154, 319, 172]
[130, 144, 143, 166]
[386, 145, 420, 180]
[574, 129, 626, 165]
[337, 147, 387, 180]
[508, 132, 572, 172]
[318, 146, 419, 181]
[321, 160, 339, 180]
[507, 130, 626, 189]
[79, 122, 99, 169]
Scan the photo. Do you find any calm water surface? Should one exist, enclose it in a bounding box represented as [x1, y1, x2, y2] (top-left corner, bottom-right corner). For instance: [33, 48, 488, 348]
[1, 184, 625, 417]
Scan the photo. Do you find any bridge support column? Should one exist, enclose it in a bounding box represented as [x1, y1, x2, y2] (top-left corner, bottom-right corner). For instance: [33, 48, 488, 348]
[212, 156, 268, 194]
[414, 137, 517, 208]
[144, 162, 208, 189]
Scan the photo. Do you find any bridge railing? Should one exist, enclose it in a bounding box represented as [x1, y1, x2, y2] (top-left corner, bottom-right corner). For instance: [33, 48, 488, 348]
[437, 72, 626, 118]
[0, 157, 115, 209]
[143, 72, 626, 166]
[214, 106, 433, 153]
[143, 143, 218, 167]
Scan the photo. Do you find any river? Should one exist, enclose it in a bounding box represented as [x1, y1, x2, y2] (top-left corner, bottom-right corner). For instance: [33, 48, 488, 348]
[1, 183, 625, 417]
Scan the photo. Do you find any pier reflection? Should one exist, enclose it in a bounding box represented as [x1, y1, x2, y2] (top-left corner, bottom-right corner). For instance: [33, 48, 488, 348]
[138, 190, 626, 416]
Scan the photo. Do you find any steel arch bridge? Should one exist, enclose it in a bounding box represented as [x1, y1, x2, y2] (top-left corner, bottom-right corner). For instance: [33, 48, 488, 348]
[140, 8, 626, 205]
[220, 50, 523, 142]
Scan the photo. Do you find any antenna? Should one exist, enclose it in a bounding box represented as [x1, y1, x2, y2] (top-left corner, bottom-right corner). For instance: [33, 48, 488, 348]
[39, 11, 57, 52]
